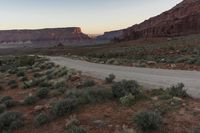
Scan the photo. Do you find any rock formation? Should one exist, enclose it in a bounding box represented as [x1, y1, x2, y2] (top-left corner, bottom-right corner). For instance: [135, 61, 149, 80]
[121, 0, 200, 40]
[96, 29, 124, 41]
[0, 27, 90, 44]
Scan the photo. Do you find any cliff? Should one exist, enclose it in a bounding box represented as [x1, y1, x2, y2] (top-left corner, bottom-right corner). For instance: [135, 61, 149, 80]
[0, 27, 90, 43]
[96, 29, 124, 40]
[121, 0, 200, 40]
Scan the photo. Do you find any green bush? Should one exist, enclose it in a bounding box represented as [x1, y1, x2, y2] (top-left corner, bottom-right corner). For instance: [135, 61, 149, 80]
[0, 111, 24, 131]
[51, 99, 76, 117]
[105, 74, 116, 83]
[53, 81, 66, 89]
[81, 80, 96, 87]
[119, 94, 136, 106]
[16, 71, 25, 77]
[167, 83, 188, 97]
[65, 87, 113, 105]
[34, 112, 50, 127]
[0, 96, 12, 103]
[23, 96, 37, 105]
[36, 88, 49, 99]
[3, 100, 17, 108]
[19, 76, 28, 82]
[8, 80, 18, 89]
[134, 111, 162, 131]
[16, 55, 37, 67]
[38, 81, 53, 88]
[0, 96, 16, 108]
[112, 80, 140, 98]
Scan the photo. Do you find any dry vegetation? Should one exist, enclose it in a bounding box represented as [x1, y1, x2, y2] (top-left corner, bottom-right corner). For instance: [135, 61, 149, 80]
[0, 55, 200, 133]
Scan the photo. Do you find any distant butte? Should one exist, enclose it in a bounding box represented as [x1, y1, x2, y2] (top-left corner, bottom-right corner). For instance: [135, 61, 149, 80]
[0, 27, 90, 44]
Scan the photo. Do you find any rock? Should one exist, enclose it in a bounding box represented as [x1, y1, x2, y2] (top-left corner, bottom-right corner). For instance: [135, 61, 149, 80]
[170, 64, 177, 68]
[152, 96, 159, 101]
[34, 105, 44, 112]
[93, 120, 106, 128]
[173, 97, 184, 101]
[96, 29, 124, 41]
[146, 61, 157, 65]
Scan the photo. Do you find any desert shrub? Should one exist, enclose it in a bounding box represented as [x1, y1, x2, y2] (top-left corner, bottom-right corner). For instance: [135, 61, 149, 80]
[19, 76, 28, 82]
[81, 80, 96, 87]
[36, 88, 49, 99]
[3, 100, 17, 108]
[0, 96, 16, 108]
[0, 104, 6, 114]
[64, 117, 86, 133]
[134, 111, 162, 131]
[16, 71, 25, 77]
[16, 55, 37, 66]
[38, 81, 53, 88]
[120, 93, 136, 106]
[22, 78, 46, 89]
[8, 80, 18, 89]
[0, 111, 24, 132]
[57, 67, 69, 77]
[33, 72, 43, 78]
[23, 96, 37, 105]
[105, 74, 116, 83]
[167, 83, 188, 97]
[34, 112, 50, 127]
[51, 99, 76, 117]
[0, 96, 12, 103]
[65, 87, 113, 105]
[53, 81, 66, 89]
[21, 81, 32, 89]
[8, 68, 18, 74]
[112, 80, 140, 98]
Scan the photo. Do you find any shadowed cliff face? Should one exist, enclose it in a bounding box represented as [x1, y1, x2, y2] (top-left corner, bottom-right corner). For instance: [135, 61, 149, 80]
[121, 0, 200, 40]
[0, 27, 90, 43]
[96, 29, 124, 41]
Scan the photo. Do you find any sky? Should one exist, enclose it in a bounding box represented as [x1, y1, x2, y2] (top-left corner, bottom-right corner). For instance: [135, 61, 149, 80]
[0, 0, 182, 34]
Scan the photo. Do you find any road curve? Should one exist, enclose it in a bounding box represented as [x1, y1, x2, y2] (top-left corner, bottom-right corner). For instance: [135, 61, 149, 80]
[48, 56, 200, 98]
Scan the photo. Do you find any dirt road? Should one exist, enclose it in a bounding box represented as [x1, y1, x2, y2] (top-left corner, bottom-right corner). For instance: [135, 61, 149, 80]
[48, 56, 200, 98]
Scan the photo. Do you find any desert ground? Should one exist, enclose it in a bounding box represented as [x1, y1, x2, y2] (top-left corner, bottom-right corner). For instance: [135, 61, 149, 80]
[1, 35, 200, 133]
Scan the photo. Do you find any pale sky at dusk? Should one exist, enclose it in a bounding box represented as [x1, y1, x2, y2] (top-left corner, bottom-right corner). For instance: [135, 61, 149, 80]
[0, 0, 182, 34]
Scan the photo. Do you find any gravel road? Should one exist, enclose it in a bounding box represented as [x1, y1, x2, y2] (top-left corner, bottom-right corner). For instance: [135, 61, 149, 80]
[48, 56, 200, 98]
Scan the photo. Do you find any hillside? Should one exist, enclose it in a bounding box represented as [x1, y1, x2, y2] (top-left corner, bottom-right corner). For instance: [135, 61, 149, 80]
[121, 0, 200, 40]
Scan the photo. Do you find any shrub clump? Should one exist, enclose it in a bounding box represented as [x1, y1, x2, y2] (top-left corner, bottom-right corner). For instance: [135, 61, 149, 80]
[167, 83, 188, 97]
[34, 112, 50, 127]
[81, 80, 96, 88]
[0, 111, 24, 132]
[65, 87, 113, 105]
[105, 74, 116, 83]
[51, 99, 76, 117]
[119, 93, 136, 106]
[23, 96, 37, 105]
[64, 116, 86, 133]
[36, 88, 49, 98]
[7, 80, 18, 89]
[112, 80, 140, 98]
[0, 96, 17, 108]
[134, 111, 162, 131]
